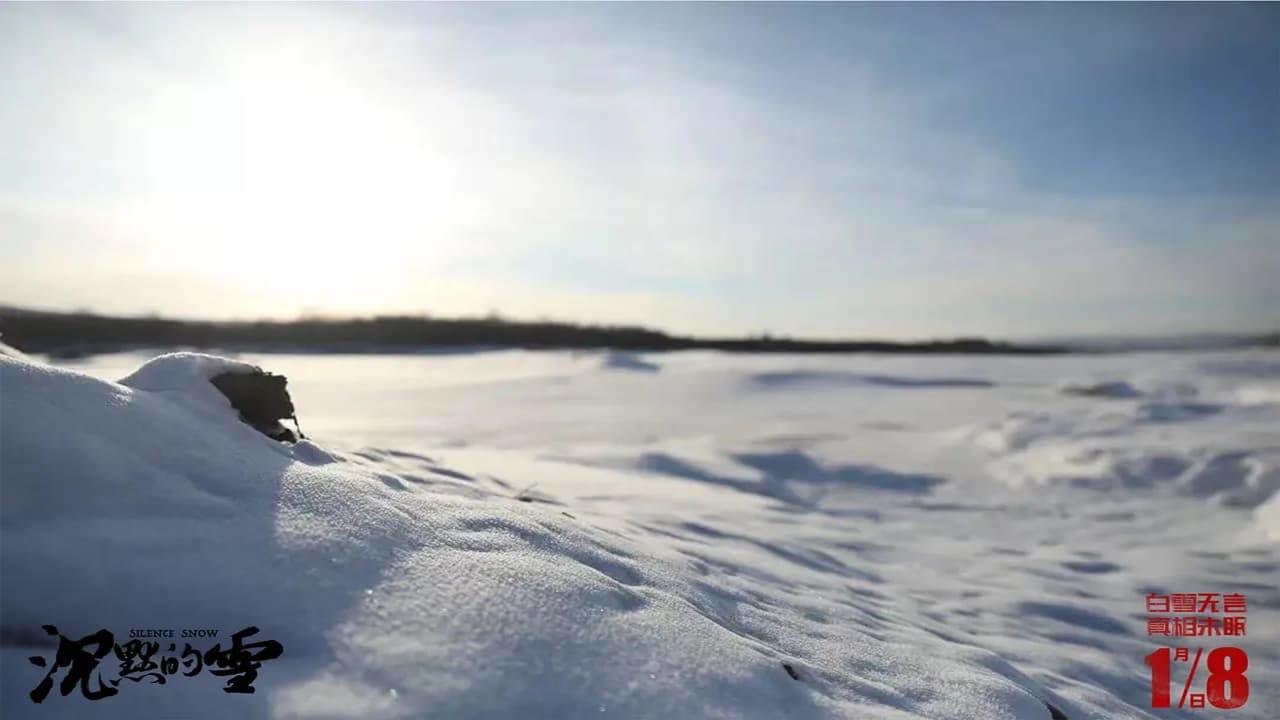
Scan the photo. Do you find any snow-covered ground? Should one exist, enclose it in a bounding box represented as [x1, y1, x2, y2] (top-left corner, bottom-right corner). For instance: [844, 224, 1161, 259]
[2, 347, 1277, 719]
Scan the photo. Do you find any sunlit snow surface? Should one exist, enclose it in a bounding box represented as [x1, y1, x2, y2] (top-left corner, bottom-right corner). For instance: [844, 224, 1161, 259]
[2, 348, 1278, 719]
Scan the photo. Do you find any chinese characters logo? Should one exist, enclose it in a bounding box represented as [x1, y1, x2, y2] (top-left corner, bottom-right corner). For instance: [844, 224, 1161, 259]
[1143, 592, 1248, 710]
[27, 625, 283, 704]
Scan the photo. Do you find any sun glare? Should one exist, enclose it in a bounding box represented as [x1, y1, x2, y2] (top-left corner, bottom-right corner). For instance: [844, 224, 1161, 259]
[135, 47, 461, 311]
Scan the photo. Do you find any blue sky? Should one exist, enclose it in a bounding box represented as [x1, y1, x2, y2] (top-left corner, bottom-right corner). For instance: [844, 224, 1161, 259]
[1, 3, 1276, 338]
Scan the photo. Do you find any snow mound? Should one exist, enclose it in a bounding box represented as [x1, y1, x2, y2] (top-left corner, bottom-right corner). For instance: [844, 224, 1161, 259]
[599, 351, 661, 373]
[1235, 384, 1280, 406]
[965, 365, 1280, 513]
[1056, 378, 1142, 399]
[118, 351, 258, 390]
[1257, 494, 1280, 541]
[752, 370, 993, 390]
[2, 353, 1077, 719]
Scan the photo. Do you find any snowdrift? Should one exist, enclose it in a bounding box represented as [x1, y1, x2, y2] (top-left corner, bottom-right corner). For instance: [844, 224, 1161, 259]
[0, 352, 1085, 719]
[4, 349, 1278, 718]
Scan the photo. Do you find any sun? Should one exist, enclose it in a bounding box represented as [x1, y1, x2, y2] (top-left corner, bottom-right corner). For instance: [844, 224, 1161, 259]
[134, 46, 462, 312]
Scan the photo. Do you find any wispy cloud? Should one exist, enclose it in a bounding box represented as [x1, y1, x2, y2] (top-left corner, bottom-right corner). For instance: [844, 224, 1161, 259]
[1, 3, 1276, 336]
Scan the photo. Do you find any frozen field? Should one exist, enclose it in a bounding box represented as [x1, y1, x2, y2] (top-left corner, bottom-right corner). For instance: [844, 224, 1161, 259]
[2, 347, 1278, 719]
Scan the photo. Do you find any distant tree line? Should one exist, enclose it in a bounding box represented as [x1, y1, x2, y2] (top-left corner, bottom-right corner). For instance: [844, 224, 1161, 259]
[0, 306, 1068, 357]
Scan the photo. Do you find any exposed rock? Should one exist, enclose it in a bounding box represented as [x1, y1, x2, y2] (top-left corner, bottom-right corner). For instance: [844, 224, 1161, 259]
[210, 368, 302, 442]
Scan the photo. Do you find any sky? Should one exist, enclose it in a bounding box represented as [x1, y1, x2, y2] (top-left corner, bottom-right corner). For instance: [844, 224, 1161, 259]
[1, 3, 1277, 340]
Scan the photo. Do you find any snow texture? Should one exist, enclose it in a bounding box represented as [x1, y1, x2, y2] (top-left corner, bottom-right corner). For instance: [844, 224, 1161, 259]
[2, 348, 1278, 719]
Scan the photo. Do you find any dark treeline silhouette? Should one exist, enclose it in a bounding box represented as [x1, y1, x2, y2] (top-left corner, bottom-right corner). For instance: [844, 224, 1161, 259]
[0, 306, 1067, 357]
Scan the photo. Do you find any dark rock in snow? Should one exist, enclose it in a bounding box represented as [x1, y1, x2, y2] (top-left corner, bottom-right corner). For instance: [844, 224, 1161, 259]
[210, 368, 302, 442]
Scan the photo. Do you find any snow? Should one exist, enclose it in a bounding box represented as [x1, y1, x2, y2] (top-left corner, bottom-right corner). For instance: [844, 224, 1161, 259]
[1258, 494, 1280, 542]
[118, 351, 259, 391]
[599, 351, 662, 373]
[2, 348, 1278, 718]
[1056, 379, 1143, 399]
[0, 338, 27, 359]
